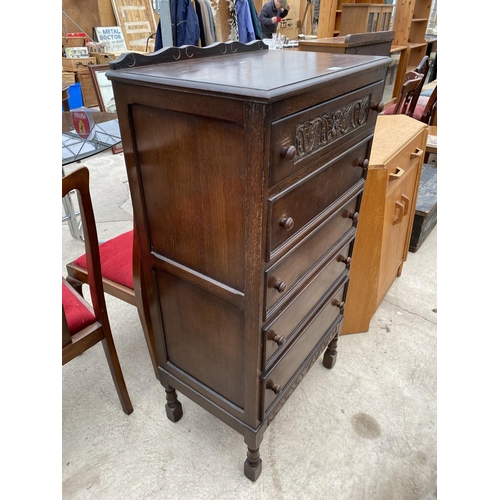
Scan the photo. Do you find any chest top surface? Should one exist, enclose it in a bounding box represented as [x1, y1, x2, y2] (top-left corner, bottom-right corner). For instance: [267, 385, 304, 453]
[106, 49, 390, 100]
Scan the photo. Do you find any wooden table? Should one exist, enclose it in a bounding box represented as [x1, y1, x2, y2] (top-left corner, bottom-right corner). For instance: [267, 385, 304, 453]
[298, 31, 394, 56]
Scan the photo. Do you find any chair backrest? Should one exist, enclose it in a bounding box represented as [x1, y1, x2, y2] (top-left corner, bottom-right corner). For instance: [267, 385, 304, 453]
[62, 166, 133, 414]
[412, 55, 430, 108]
[62, 167, 106, 325]
[420, 85, 437, 125]
[391, 71, 424, 117]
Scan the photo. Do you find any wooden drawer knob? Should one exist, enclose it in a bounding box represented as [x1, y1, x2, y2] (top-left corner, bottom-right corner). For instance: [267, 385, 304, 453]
[371, 101, 384, 113]
[273, 280, 287, 293]
[340, 255, 352, 267]
[280, 146, 297, 161]
[266, 379, 281, 395]
[279, 217, 294, 231]
[332, 298, 345, 310]
[267, 330, 285, 347]
[348, 211, 359, 222]
[356, 158, 369, 169]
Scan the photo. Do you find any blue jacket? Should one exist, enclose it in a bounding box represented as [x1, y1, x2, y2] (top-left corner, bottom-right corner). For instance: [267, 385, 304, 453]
[235, 0, 256, 43]
[154, 0, 200, 50]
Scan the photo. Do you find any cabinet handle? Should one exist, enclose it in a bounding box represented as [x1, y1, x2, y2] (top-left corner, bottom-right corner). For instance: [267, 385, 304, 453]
[371, 101, 384, 113]
[332, 298, 345, 310]
[279, 217, 294, 231]
[348, 211, 359, 222]
[393, 201, 404, 224]
[273, 280, 287, 293]
[401, 194, 410, 215]
[280, 146, 297, 161]
[410, 148, 424, 160]
[355, 158, 369, 169]
[266, 379, 281, 395]
[340, 255, 352, 267]
[267, 330, 285, 347]
[389, 167, 404, 181]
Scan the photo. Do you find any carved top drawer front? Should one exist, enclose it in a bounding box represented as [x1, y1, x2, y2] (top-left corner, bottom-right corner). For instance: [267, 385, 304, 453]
[270, 82, 383, 186]
[268, 137, 370, 257]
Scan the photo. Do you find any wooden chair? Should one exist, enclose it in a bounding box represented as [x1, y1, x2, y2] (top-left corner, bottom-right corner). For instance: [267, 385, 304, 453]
[418, 85, 437, 126]
[66, 227, 159, 379]
[383, 70, 424, 118]
[62, 166, 133, 415]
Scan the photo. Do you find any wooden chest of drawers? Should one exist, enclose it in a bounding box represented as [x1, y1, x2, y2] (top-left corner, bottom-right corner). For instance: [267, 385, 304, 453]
[342, 115, 428, 335]
[108, 42, 390, 481]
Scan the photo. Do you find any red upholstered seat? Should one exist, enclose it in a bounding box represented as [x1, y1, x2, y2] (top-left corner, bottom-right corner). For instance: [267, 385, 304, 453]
[62, 279, 96, 335]
[384, 103, 425, 121]
[73, 230, 134, 289]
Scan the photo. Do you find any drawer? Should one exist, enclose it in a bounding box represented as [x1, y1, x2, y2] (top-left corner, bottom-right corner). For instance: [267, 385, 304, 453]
[386, 148, 423, 195]
[265, 191, 359, 314]
[270, 82, 382, 186]
[268, 137, 370, 256]
[262, 281, 348, 413]
[264, 255, 351, 368]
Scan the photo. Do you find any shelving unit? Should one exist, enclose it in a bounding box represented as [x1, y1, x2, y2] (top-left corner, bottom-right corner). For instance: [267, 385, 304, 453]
[318, 0, 385, 38]
[339, 3, 394, 36]
[392, 0, 433, 79]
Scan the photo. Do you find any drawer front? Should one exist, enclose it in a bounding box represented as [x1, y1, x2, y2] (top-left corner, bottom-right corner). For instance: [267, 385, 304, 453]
[265, 192, 359, 313]
[264, 245, 352, 366]
[270, 82, 382, 186]
[268, 138, 370, 255]
[385, 139, 425, 187]
[263, 281, 348, 412]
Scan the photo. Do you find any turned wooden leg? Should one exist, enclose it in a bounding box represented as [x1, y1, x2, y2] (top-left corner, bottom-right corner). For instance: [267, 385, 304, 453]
[323, 333, 339, 369]
[165, 385, 183, 422]
[244, 446, 262, 481]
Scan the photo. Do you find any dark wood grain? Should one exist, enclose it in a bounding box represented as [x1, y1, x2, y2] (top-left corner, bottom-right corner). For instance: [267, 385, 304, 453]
[108, 49, 390, 480]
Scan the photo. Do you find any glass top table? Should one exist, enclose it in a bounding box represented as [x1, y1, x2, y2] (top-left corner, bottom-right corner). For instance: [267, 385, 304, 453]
[62, 108, 121, 166]
[62, 108, 122, 240]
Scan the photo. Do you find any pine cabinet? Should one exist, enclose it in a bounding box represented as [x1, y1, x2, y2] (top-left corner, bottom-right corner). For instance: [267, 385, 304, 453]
[341, 115, 428, 335]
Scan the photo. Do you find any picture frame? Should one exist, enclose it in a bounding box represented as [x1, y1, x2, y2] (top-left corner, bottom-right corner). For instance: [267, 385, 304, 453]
[88, 63, 122, 154]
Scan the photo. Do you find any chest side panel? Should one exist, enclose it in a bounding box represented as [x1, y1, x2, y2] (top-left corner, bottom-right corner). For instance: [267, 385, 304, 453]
[131, 103, 246, 291]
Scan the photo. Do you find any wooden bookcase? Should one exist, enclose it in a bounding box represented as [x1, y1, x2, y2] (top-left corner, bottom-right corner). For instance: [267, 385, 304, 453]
[392, 0, 433, 73]
[318, 0, 385, 38]
[339, 3, 394, 36]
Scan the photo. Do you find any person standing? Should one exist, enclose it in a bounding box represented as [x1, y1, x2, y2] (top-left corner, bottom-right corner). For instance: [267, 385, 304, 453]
[258, 0, 291, 39]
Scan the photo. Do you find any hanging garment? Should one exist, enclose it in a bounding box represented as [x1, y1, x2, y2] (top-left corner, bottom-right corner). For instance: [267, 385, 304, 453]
[247, 0, 263, 40]
[154, 0, 201, 50]
[198, 0, 215, 45]
[235, 0, 256, 43]
[227, 0, 239, 41]
[194, 0, 207, 46]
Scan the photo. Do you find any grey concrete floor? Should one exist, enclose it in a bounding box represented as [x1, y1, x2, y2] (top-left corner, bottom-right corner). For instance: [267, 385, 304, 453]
[62, 149, 437, 499]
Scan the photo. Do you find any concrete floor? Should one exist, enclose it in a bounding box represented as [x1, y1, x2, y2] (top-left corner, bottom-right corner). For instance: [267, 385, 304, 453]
[62, 148, 437, 499]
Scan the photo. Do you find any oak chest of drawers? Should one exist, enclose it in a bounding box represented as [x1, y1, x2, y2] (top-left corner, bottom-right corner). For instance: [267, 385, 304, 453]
[108, 41, 390, 481]
[342, 115, 428, 335]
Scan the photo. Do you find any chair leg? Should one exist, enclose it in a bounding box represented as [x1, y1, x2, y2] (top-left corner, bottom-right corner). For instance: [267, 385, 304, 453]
[101, 335, 133, 415]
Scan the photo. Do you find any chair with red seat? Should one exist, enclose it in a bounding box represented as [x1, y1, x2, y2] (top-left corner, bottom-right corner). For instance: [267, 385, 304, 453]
[383, 70, 424, 118]
[62, 166, 133, 415]
[66, 224, 159, 379]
